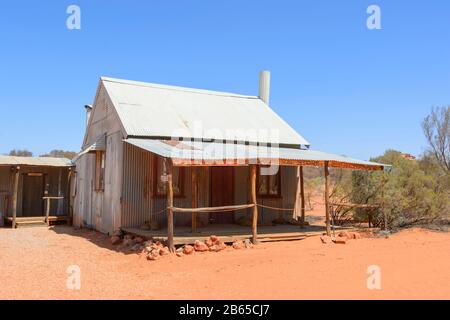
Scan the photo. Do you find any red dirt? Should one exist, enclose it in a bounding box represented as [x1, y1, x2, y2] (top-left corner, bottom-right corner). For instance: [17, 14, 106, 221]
[0, 226, 448, 300]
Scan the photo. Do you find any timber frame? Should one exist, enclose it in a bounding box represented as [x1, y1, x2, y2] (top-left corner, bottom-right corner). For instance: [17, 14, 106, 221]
[160, 157, 386, 250]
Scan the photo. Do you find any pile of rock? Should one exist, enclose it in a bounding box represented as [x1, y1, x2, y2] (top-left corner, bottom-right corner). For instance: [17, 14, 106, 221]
[320, 231, 362, 245]
[231, 239, 254, 249]
[175, 235, 228, 257]
[142, 241, 170, 260]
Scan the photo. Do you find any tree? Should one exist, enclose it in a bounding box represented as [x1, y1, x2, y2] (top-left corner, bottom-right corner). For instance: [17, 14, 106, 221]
[422, 106, 450, 172]
[9, 149, 33, 157]
[40, 150, 77, 160]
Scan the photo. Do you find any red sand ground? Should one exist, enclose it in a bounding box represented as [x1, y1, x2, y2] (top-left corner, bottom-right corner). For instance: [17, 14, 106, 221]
[0, 226, 448, 300]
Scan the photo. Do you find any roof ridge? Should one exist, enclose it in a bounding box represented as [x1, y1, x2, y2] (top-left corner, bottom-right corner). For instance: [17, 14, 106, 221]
[101, 76, 259, 99]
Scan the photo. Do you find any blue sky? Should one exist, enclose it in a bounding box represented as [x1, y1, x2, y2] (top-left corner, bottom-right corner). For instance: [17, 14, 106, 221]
[1, 0, 449, 160]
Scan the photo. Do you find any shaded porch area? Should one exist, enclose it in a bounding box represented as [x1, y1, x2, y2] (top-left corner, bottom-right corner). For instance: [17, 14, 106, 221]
[122, 223, 355, 246]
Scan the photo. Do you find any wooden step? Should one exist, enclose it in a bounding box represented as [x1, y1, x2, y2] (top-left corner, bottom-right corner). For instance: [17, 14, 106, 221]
[15, 221, 48, 228]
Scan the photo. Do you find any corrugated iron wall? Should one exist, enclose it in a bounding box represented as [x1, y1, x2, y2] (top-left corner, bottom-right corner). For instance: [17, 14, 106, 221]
[121, 143, 210, 229]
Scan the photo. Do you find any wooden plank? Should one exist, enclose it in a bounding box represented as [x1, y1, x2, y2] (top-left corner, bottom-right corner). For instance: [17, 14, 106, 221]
[324, 162, 331, 236]
[11, 166, 20, 229]
[250, 165, 258, 244]
[166, 158, 175, 252]
[172, 204, 254, 213]
[191, 168, 197, 233]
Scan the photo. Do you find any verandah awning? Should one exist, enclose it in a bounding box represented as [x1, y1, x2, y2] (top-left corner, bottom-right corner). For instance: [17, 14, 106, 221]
[124, 138, 389, 171]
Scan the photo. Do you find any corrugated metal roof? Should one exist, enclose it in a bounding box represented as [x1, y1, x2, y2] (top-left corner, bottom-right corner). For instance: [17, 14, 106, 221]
[125, 138, 389, 171]
[0, 156, 73, 167]
[73, 134, 106, 162]
[101, 77, 309, 147]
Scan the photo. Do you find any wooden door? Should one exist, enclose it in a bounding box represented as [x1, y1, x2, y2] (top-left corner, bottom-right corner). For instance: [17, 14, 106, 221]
[210, 167, 234, 224]
[22, 174, 44, 216]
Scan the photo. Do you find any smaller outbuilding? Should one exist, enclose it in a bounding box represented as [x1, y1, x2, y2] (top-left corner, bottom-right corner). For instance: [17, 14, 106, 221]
[0, 156, 74, 228]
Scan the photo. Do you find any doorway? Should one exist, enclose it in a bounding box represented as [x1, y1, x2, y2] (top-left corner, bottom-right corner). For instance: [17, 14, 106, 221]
[209, 167, 234, 224]
[22, 174, 44, 216]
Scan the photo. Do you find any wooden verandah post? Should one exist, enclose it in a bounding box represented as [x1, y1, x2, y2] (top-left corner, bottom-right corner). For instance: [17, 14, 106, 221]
[324, 161, 331, 236]
[381, 171, 387, 230]
[299, 166, 306, 228]
[165, 159, 175, 252]
[250, 165, 259, 244]
[11, 166, 20, 229]
[191, 168, 198, 233]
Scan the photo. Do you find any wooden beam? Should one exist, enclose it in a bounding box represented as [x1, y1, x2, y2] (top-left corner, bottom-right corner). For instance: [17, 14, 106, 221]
[11, 166, 20, 229]
[250, 165, 259, 244]
[191, 168, 198, 233]
[166, 158, 175, 252]
[300, 166, 306, 228]
[324, 162, 331, 236]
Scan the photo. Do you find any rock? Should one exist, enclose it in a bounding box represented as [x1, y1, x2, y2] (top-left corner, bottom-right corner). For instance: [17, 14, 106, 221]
[244, 239, 254, 249]
[176, 252, 184, 257]
[210, 235, 220, 243]
[147, 251, 159, 261]
[232, 240, 245, 249]
[320, 235, 332, 244]
[143, 240, 153, 247]
[110, 236, 122, 245]
[159, 246, 170, 256]
[183, 245, 194, 255]
[338, 231, 351, 238]
[334, 236, 347, 244]
[209, 245, 220, 252]
[194, 240, 209, 252]
[205, 238, 214, 247]
[217, 241, 227, 251]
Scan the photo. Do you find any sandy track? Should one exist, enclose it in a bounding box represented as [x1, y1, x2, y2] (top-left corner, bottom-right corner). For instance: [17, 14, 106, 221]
[0, 226, 448, 300]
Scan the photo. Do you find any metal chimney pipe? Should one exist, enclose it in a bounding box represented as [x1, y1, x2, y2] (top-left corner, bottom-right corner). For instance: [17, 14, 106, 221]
[259, 70, 271, 105]
[85, 104, 93, 127]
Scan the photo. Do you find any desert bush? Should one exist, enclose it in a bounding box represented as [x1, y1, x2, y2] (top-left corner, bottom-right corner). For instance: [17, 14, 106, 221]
[351, 150, 449, 229]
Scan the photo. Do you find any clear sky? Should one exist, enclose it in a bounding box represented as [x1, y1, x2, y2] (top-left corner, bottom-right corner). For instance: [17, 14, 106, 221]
[1, 0, 449, 160]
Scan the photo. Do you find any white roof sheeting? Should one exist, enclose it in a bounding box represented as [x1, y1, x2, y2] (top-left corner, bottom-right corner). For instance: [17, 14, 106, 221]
[0, 156, 73, 167]
[125, 138, 389, 171]
[101, 77, 309, 147]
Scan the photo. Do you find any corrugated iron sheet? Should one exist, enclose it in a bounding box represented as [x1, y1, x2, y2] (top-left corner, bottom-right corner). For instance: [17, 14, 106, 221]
[0, 156, 73, 167]
[124, 138, 389, 170]
[100, 77, 309, 146]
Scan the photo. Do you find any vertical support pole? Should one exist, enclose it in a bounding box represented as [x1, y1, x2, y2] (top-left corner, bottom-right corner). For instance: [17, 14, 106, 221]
[191, 167, 198, 233]
[45, 198, 50, 226]
[324, 162, 331, 236]
[381, 171, 387, 230]
[300, 166, 306, 228]
[166, 158, 175, 252]
[11, 166, 20, 229]
[250, 165, 259, 244]
[67, 168, 73, 226]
